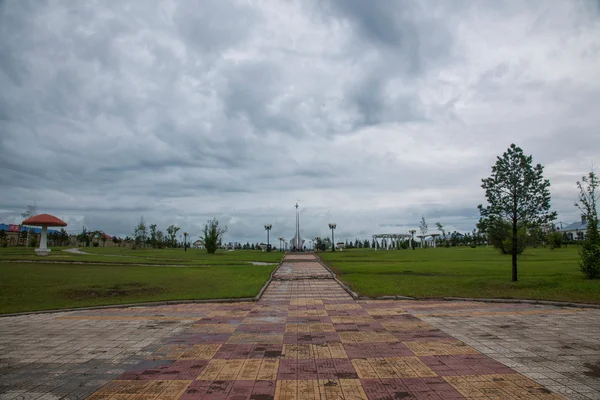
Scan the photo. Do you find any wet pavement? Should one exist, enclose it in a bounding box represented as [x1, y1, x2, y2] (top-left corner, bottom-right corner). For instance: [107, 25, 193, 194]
[0, 253, 598, 399]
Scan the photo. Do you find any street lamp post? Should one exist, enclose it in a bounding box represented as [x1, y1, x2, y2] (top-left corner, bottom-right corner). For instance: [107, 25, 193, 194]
[264, 224, 272, 252]
[328, 223, 337, 252]
[278, 237, 284, 252]
[184, 232, 188, 251]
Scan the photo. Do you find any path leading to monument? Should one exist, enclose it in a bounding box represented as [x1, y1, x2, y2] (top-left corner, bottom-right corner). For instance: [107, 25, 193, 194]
[1, 253, 598, 399]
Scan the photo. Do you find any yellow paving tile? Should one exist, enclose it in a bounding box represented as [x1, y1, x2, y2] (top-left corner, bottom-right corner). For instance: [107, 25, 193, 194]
[139, 381, 171, 395]
[275, 380, 298, 400]
[159, 381, 192, 399]
[370, 358, 399, 379]
[340, 379, 369, 400]
[286, 323, 334, 333]
[86, 395, 112, 400]
[339, 331, 397, 343]
[257, 359, 279, 380]
[227, 332, 283, 344]
[197, 359, 227, 380]
[351, 359, 379, 379]
[328, 343, 348, 359]
[297, 380, 320, 400]
[385, 357, 437, 378]
[313, 343, 332, 359]
[179, 344, 222, 360]
[117, 381, 151, 394]
[324, 303, 362, 310]
[403, 340, 479, 356]
[311, 343, 348, 359]
[216, 359, 245, 380]
[318, 379, 344, 400]
[370, 331, 399, 343]
[330, 316, 377, 324]
[238, 359, 262, 381]
[94, 380, 131, 394]
[189, 323, 238, 333]
[442, 374, 564, 400]
[152, 344, 191, 360]
[291, 299, 324, 306]
[291, 309, 329, 317]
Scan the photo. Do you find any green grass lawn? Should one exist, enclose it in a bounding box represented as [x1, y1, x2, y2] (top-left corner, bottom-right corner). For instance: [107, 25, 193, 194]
[0, 247, 284, 265]
[0, 248, 282, 314]
[318, 246, 600, 304]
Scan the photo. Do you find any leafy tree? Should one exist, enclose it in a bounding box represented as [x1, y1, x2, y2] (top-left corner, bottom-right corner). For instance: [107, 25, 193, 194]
[156, 231, 164, 248]
[478, 144, 556, 281]
[58, 228, 69, 246]
[149, 224, 158, 248]
[575, 171, 600, 279]
[77, 227, 91, 247]
[0, 230, 6, 247]
[201, 218, 228, 254]
[28, 233, 38, 247]
[134, 217, 148, 248]
[419, 216, 428, 247]
[435, 222, 444, 238]
[166, 225, 180, 248]
[21, 202, 37, 247]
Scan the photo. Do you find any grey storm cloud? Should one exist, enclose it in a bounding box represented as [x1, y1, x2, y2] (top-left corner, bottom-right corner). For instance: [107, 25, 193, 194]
[1, 0, 600, 244]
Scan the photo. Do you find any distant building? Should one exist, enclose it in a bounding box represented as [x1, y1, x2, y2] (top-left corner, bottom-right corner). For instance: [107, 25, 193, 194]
[561, 216, 599, 240]
[0, 223, 61, 246]
[192, 240, 204, 249]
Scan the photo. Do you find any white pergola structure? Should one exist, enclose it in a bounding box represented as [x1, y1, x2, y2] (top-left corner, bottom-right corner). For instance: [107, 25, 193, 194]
[372, 233, 412, 250]
[429, 233, 441, 248]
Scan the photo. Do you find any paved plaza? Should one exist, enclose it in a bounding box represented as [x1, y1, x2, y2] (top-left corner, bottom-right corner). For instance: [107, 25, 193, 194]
[1, 254, 599, 399]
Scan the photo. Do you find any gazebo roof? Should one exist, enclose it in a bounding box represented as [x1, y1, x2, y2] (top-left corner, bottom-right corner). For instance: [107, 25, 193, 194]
[22, 214, 67, 227]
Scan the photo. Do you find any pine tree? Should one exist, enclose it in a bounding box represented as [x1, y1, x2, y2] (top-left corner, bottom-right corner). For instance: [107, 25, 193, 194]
[478, 144, 556, 281]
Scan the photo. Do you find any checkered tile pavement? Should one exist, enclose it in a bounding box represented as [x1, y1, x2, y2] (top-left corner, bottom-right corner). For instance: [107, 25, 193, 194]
[85, 253, 566, 400]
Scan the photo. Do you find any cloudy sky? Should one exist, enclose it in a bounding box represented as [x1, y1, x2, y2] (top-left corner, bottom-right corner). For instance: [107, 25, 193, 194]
[1, 0, 599, 244]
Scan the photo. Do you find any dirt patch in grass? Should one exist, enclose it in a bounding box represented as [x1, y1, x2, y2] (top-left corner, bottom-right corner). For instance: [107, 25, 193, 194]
[62, 282, 165, 300]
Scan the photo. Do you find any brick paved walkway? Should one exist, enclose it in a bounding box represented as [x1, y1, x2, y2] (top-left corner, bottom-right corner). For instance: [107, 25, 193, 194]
[1, 253, 598, 399]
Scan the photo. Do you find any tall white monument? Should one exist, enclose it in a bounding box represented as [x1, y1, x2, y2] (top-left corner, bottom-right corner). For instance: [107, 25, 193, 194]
[289, 203, 305, 251]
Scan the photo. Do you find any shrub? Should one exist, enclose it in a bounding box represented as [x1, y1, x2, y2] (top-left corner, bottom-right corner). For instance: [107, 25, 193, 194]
[575, 171, 600, 279]
[547, 231, 563, 250]
[580, 239, 600, 279]
[28, 234, 38, 248]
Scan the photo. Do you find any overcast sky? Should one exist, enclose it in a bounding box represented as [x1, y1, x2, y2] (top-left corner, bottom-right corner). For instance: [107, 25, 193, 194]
[1, 1, 599, 243]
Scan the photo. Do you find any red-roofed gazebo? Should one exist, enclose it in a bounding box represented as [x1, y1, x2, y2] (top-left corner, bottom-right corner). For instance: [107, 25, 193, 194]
[22, 214, 67, 256]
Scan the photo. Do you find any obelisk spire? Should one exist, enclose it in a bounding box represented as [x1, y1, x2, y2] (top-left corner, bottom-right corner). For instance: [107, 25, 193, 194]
[295, 203, 300, 250]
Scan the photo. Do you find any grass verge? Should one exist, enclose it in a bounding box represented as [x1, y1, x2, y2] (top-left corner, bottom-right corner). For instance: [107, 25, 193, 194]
[0, 262, 275, 314]
[318, 246, 600, 304]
